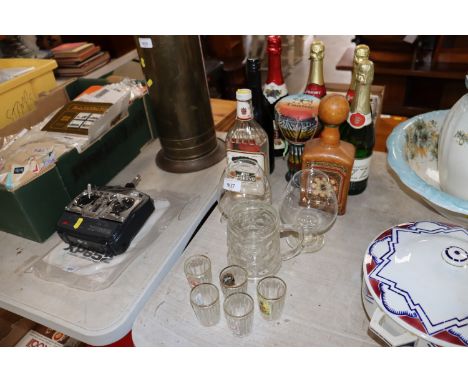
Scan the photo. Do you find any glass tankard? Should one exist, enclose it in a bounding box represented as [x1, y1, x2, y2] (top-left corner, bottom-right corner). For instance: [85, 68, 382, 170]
[227, 201, 303, 279]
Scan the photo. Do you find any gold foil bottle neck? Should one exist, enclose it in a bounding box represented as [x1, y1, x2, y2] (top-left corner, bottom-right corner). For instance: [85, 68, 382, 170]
[357, 59, 374, 85]
[310, 41, 325, 61]
[354, 44, 370, 64]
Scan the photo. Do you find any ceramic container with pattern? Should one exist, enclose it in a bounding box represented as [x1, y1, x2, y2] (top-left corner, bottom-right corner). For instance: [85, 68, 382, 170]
[438, 79, 468, 200]
[387, 110, 468, 225]
[362, 221, 468, 347]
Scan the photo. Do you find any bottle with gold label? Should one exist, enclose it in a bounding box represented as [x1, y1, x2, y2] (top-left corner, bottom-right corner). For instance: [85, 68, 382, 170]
[302, 94, 355, 215]
[346, 44, 370, 103]
[340, 59, 375, 195]
[304, 40, 327, 99]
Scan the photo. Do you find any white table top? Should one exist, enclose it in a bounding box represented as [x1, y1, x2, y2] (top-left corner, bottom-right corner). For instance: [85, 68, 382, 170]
[132, 152, 451, 346]
[0, 138, 225, 345]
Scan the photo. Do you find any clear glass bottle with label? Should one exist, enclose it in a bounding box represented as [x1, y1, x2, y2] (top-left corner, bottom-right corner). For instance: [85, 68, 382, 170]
[225, 89, 270, 175]
[340, 59, 375, 195]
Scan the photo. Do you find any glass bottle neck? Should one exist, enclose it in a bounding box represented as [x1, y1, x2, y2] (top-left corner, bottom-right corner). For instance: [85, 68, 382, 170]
[307, 58, 324, 86]
[246, 69, 263, 111]
[320, 126, 340, 147]
[350, 80, 371, 115]
[266, 52, 285, 85]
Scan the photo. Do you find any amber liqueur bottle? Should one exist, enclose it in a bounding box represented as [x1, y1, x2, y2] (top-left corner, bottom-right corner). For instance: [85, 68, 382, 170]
[304, 40, 327, 99]
[340, 59, 375, 195]
[263, 35, 288, 157]
[302, 94, 355, 215]
[346, 44, 370, 104]
[246, 58, 274, 173]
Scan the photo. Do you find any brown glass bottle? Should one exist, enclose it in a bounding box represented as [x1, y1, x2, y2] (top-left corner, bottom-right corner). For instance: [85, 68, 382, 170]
[302, 94, 355, 215]
[346, 44, 370, 104]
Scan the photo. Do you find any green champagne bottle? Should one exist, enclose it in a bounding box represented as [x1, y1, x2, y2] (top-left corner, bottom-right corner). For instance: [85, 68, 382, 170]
[340, 59, 375, 195]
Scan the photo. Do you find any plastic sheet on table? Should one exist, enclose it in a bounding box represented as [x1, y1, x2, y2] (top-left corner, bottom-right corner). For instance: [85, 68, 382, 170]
[31, 190, 190, 291]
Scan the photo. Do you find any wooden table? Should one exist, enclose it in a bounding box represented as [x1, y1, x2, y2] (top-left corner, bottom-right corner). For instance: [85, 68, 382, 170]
[132, 152, 450, 346]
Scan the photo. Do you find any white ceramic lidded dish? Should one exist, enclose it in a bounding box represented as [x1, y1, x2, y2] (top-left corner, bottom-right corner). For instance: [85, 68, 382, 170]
[438, 75, 468, 200]
[362, 221, 468, 347]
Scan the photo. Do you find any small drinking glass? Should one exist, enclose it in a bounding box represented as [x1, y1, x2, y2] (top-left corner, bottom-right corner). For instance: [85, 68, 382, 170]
[217, 157, 272, 222]
[257, 276, 287, 321]
[190, 283, 220, 327]
[219, 265, 248, 297]
[184, 255, 212, 288]
[279, 168, 338, 253]
[223, 292, 254, 337]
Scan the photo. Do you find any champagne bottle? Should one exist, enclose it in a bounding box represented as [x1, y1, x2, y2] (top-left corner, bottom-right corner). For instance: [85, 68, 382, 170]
[346, 44, 370, 104]
[263, 35, 288, 157]
[225, 89, 270, 175]
[304, 40, 327, 99]
[340, 59, 375, 195]
[246, 58, 275, 173]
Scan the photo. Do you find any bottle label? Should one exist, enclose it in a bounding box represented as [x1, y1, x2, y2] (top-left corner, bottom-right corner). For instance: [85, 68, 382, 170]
[236, 100, 253, 120]
[263, 83, 288, 104]
[347, 112, 372, 129]
[226, 150, 266, 173]
[223, 178, 242, 192]
[351, 156, 372, 182]
[303, 160, 348, 215]
[304, 84, 326, 99]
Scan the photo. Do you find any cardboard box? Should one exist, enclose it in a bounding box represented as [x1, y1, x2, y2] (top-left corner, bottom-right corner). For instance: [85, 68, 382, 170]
[0, 78, 154, 242]
[0, 308, 36, 347]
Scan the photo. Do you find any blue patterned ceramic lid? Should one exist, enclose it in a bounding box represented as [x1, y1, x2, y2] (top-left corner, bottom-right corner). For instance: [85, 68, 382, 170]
[364, 221, 468, 346]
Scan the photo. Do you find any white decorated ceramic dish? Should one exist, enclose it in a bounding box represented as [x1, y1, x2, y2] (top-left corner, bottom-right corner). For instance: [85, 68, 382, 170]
[363, 221, 468, 347]
[386, 111, 468, 225]
[438, 92, 468, 200]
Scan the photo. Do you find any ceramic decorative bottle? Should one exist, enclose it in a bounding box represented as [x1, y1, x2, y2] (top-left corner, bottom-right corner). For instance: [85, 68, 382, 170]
[340, 59, 375, 195]
[304, 40, 327, 99]
[302, 94, 355, 215]
[438, 74, 468, 200]
[263, 35, 288, 157]
[246, 58, 275, 174]
[225, 89, 270, 175]
[346, 44, 370, 104]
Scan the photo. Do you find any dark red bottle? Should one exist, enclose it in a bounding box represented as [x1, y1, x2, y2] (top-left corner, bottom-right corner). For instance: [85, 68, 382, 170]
[263, 35, 288, 157]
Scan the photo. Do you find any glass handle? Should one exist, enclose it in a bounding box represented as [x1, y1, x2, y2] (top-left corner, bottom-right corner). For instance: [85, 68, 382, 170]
[279, 224, 304, 261]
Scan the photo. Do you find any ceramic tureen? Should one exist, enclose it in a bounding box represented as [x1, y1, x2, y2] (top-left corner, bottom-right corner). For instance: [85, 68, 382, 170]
[387, 109, 468, 225]
[438, 75, 468, 200]
[362, 221, 468, 347]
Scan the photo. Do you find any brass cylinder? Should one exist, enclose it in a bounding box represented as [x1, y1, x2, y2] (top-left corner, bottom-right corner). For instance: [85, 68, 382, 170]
[135, 35, 225, 173]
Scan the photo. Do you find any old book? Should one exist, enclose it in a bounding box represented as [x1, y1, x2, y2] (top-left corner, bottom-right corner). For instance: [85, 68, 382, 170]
[41, 101, 112, 136]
